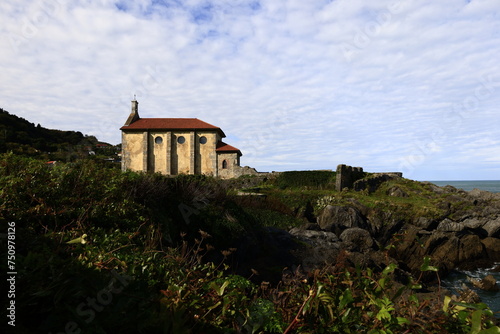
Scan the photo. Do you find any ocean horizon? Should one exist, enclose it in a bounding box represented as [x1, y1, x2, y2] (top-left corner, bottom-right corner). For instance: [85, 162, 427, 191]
[427, 180, 500, 193]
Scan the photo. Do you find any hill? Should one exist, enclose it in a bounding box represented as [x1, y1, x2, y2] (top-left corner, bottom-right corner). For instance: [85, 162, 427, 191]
[0, 107, 118, 161]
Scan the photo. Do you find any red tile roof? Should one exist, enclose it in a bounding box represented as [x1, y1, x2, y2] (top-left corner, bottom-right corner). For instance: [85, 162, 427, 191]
[216, 141, 242, 155]
[120, 118, 226, 137]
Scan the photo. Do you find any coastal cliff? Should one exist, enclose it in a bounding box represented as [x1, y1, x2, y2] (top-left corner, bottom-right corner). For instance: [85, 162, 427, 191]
[288, 174, 500, 281]
[221, 166, 500, 295]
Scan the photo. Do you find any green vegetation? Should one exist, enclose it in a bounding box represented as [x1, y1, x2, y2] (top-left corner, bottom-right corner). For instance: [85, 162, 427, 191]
[320, 178, 446, 221]
[256, 176, 450, 225]
[274, 170, 336, 189]
[0, 108, 119, 161]
[1, 153, 499, 333]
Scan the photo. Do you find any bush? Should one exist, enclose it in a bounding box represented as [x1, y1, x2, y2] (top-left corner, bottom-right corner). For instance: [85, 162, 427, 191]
[275, 171, 335, 189]
[0, 153, 145, 231]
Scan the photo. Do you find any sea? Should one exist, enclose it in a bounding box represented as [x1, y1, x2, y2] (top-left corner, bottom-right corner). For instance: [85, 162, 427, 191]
[429, 180, 500, 194]
[428, 180, 500, 316]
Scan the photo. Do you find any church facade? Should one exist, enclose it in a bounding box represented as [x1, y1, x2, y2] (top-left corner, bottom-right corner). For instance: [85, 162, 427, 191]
[120, 100, 245, 178]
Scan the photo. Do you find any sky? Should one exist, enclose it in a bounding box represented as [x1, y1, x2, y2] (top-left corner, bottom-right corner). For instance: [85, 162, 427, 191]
[1, 0, 499, 181]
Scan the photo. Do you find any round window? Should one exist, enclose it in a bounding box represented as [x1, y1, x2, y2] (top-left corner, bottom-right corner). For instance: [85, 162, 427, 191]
[177, 136, 185, 144]
[155, 136, 163, 144]
[199, 136, 207, 144]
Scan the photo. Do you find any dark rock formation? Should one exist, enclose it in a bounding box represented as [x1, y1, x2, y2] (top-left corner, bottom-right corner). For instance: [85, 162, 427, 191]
[481, 237, 500, 261]
[413, 217, 439, 230]
[436, 219, 465, 232]
[469, 188, 500, 201]
[301, 174, 498, 280]
[468, 275, 499, 291]
[339, 227, 374, 252]
[482, 218, 500, 238]
[254, 174, 500, 286]
[462, 218, 485, 230]
[289, 227, 341, 272]
[317, 205, 367, 235]
[234, 227, 299, 284]
[387, 186, 409, 197]
[289, 228, 340, 246]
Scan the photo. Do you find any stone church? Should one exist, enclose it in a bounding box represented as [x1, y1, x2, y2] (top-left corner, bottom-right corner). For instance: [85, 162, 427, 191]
[120, 99, 253, 178]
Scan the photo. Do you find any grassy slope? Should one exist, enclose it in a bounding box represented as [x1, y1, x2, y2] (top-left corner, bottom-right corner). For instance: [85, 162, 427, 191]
[251, 176, 448, 229]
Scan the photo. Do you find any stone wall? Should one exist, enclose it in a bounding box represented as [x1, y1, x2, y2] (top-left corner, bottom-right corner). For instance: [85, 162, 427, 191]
[121, 132, 146, 172]
[335, 164, 365, 191]
[335, 164, 403, 192]
[218, 164, 259, 179]
[122, 130, 223, 176]
[353, 173, 402, 193]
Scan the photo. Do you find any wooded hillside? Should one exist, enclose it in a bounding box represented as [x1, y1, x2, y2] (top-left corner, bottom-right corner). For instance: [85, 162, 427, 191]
[0, 108, 116, 161]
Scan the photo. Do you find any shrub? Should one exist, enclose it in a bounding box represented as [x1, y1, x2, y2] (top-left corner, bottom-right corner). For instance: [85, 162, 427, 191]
[0, 153, 145, 231]
[275, 171, 335, 189]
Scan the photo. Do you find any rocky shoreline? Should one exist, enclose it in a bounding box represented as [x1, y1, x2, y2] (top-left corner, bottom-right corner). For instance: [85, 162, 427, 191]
[240, 174, 500, 297]
[291, 179, 500, 282]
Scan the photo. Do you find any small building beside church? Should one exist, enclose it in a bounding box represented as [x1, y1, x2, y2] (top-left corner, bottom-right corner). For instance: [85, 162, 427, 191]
[120, 100, 253, 178]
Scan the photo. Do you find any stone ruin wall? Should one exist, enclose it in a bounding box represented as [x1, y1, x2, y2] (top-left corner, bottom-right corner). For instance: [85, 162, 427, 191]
[335, 164, 403, 191]
[335, 164, 365, 191]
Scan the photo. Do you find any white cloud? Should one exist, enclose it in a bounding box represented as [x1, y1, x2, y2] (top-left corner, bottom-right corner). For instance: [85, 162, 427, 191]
[1, 0, 499, 180]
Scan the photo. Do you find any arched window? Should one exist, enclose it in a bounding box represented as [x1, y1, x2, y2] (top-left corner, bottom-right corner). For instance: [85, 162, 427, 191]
[222, 160, 228, 169]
